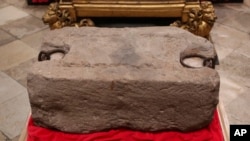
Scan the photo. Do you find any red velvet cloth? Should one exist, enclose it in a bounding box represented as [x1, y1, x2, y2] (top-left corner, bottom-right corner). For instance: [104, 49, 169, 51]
[27, 110, 224, 141]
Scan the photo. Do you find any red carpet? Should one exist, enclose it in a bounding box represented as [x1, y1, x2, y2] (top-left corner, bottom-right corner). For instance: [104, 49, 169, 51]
[27, 110, 224, 141]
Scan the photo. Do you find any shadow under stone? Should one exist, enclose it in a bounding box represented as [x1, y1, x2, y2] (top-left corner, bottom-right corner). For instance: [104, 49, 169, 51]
[85, 17, 179, 28]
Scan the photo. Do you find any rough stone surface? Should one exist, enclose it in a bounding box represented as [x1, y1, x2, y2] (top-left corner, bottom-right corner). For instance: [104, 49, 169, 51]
[27, 27, 219, 133]
[0, 131, 6, 141]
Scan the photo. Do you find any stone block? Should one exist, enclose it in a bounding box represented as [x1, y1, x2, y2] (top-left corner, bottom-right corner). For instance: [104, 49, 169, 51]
[27, 27, 219, 133]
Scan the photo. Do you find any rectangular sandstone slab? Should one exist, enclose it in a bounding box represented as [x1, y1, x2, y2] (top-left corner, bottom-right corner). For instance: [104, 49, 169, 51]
[28, 27, 219, 133]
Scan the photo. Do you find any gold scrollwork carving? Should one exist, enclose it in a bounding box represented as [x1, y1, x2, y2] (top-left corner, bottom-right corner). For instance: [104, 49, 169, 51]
[171, 1, 217, 39]
[42, 2, 94, 30]
[43, 1, 216, 38]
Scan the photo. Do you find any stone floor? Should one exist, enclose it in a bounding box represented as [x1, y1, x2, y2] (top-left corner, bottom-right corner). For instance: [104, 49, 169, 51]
[0, 0, 249, 140]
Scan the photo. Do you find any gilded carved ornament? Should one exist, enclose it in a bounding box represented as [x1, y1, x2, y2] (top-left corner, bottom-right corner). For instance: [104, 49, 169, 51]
[42, 1, 216, 38]
[42, 2, 94, 30]
[171, 1, 217, 39]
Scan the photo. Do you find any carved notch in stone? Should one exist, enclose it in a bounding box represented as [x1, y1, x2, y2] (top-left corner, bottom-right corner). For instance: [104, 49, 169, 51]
[180, 42, 217, 69]
[38, 49, 66, 61]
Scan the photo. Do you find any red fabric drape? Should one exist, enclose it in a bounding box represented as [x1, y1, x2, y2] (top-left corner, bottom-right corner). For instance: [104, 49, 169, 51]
[27, 110, 224, 141]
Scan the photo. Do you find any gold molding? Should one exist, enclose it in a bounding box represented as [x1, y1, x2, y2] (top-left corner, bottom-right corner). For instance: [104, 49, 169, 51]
[42, 0, 216, 38]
